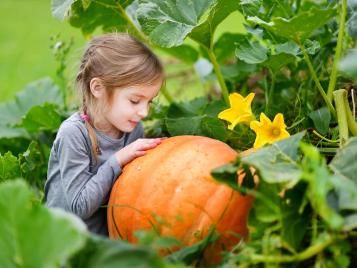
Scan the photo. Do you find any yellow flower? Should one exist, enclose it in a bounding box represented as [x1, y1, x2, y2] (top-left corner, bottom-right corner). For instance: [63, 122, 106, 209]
[218, 93, 255, 130]
[250, 113, 290, 148]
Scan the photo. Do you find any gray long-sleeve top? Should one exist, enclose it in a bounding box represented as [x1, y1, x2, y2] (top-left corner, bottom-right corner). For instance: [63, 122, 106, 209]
[44, 112, 144, 236]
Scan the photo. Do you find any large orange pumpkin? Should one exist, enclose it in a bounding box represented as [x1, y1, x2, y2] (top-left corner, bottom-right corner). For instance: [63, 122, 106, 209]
[108, 135, 253, 261]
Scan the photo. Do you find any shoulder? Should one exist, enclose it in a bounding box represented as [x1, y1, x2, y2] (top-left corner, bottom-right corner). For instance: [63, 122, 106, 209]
[54, 113, 89, 148]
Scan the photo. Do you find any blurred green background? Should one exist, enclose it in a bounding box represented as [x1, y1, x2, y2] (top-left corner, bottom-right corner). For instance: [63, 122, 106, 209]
[0, 0, 246, 103]
[0, 0, 85, 102]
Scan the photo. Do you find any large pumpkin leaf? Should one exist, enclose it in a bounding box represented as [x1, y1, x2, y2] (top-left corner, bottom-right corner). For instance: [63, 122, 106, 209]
[240, 132, 305, 183]
[68, 0, 131, 35]
[247, 8, 336, 42]
[235, 37, 268, 64]
[190, 0, 241, 48]
[17, 103, 62, 133]
[52, 0, 135, 34]
[0, 78, 63, 127]
[136, 0, 216, 47]
[329, 137, 357, 183]
[69, 235, 172, 268]
[262, 53, 297, 73]
[300, 144, 344, 230]
[0, 126, 29, 140]
[0, 179, 87, 268]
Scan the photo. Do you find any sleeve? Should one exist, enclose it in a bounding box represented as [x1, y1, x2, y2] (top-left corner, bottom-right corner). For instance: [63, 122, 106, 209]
[54, 122, 122, 220]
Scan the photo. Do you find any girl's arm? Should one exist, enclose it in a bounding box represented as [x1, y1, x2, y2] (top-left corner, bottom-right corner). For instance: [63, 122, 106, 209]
[53, 122, 121, 220]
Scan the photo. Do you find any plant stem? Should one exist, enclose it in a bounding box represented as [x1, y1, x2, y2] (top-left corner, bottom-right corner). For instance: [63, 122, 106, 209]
[333, 89, 350, 146]
[249, 234, 334, 264]
[265, 70, 275, 113]
[312, 130, 340, 143]
[343, 90, 357, 136]
[300, 44, 336, 117]
[327, 0, 347, 101]
[206, 48, 230, 105]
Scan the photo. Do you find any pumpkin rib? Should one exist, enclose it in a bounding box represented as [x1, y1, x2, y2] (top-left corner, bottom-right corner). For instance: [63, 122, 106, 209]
[118, 136, 198, 239]
[108, 135, 253, 264]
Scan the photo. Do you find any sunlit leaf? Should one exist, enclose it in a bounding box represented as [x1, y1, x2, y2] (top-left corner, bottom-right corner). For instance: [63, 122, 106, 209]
[137, 0, 216, 47]
[247, 8, 336, 42]
[240, 132, 305, 183]
[17, 103, 62, 133]
[0, 78, 63, 127]
[235, 38, 268, 64]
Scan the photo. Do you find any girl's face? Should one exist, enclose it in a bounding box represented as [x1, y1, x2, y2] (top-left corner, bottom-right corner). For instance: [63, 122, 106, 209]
[101, 80, 162, 138]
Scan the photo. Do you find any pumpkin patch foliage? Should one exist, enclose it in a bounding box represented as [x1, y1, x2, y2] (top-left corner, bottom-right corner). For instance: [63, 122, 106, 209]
[0, 0, 356, 267]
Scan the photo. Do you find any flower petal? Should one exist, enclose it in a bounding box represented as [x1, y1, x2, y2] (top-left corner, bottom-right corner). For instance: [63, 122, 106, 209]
[273, 113, 286, 128]
[218, 108, 237, 122]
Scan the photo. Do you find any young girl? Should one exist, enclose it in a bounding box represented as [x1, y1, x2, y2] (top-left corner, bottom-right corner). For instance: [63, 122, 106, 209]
[44, 32, 164, 236]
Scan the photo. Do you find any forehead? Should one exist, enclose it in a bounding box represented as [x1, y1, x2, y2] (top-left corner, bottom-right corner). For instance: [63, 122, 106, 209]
[120, 81, 162, 98]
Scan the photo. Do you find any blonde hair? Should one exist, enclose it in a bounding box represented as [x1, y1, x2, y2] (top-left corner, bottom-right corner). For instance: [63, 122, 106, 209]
[75, 32, 164, 161]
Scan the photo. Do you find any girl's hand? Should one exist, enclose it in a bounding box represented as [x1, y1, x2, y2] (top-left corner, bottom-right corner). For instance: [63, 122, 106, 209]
[115, 138, 163, 167]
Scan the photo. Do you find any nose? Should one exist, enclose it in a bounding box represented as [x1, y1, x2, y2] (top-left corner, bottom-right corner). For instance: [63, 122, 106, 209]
[137, 103, 149, 118]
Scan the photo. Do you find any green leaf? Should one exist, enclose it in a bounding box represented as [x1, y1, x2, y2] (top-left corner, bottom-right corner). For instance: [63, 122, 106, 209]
[17, 103, 62, 133]
[200, 116, 227, 141]
[51, 0, 75, 20]
[329, 137, 357, 183]
[190, 0, 241, 48]
[343, 213, 357, 231]
[240, 132, 305, 183]
[0, 125, 29, 139]
[70, 235, 171, 268]
[137, 0, 216, 47]
[69, 0, 131, 35]
[303, 39, 320, 55]
[247, 8, 336, 42]
[339, 49, 357, 82]
[211, 163, 240, 191]
[330, 174, 357, 211]
[275, 41, 300, 56]
[0, 152, 21, 181]
[240, 0, 262, 17]
[308, 107, 331, 135]
[0, 179, 87, 268]
[300, 144, 344, 230]
[165, 227, 218, 265]
[253, 180, 281, 223]
[262, 52, 296, 73]
[281, 186, 310, 250]
[166, 116, 203, 136]
[235, 38, 268, 64]
[0, 78, 63, 127]
[160, 44, 199, 64]
[214, 33, 246, 62]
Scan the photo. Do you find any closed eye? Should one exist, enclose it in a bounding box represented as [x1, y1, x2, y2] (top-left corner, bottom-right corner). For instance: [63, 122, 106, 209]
[130, 100, 140, 104]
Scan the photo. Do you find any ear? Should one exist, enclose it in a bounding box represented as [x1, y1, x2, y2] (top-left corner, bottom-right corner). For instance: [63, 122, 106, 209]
[89, 78, 106, 99]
